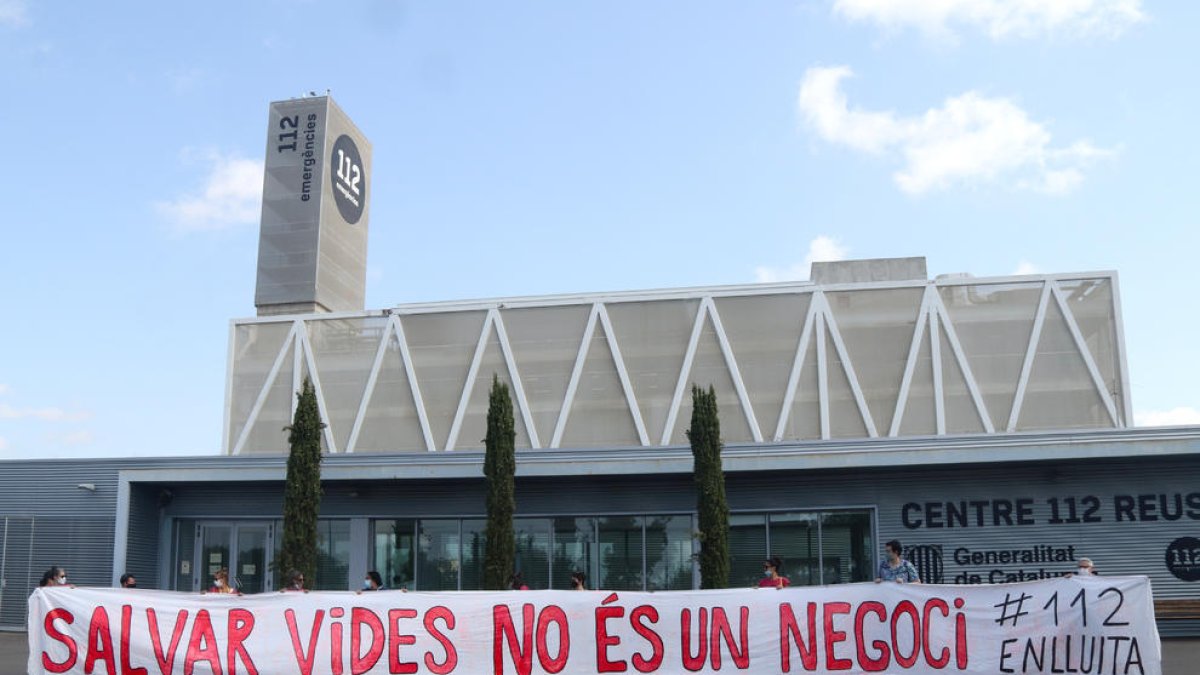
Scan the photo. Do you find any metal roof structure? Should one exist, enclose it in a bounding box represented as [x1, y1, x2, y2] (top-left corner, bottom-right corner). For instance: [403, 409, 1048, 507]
[225, 271, 1129, 455]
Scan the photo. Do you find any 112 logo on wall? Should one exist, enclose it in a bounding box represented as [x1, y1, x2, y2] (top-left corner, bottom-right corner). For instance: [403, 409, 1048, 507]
[331, 134, 366, 224]
[1165, 536, 1200, 581]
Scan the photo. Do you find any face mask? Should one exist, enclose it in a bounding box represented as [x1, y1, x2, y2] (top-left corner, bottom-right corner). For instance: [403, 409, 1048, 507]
[1077, 567, 1092, 575]
[363, 579, 373, 589]
[763, 569, 773, 577]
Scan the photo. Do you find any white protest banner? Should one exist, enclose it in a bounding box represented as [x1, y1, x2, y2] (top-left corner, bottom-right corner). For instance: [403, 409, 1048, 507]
[29, 575, 1159, 674]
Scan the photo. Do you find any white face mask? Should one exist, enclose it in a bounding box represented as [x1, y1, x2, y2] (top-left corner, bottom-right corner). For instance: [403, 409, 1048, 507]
[363, 579, 373, 589]
[1077, 567, 1093, 575]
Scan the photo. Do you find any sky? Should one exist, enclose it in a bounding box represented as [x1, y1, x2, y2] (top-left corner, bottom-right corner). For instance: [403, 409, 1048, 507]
[1, 0, 1198, 459]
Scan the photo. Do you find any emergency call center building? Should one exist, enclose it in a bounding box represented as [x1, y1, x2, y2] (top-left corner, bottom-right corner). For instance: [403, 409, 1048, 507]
[4, 264, 1200, 635]
[1, 95, 1198, 638]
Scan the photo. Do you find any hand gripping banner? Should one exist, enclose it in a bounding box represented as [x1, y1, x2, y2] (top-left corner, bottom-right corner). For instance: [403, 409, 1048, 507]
[29, 575, 1161, 674]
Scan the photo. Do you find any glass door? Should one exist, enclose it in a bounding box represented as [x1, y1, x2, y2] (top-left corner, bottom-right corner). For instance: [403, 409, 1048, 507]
[193, 521, 274, 593]
[236, 524, 270, 593]
[197, 524, 231, 592]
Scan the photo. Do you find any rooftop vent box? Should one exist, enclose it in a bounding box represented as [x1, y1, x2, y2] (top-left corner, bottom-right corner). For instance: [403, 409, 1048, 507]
[810, 257, 927, 285]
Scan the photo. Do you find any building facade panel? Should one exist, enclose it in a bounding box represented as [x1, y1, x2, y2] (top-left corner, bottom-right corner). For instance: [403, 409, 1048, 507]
[226, 274, 1129, 456]
[1, 431, 1198, 633]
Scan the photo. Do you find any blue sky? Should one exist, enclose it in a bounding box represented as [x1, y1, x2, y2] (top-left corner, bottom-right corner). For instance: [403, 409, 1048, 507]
[2, 0, 1197, 458]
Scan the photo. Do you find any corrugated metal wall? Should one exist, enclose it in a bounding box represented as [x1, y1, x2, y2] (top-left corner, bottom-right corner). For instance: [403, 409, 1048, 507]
[0, 517, 34, 628]
[0, 460, 122, 629]
[123, 483, 161, 589]
[0, 515, 115, 629]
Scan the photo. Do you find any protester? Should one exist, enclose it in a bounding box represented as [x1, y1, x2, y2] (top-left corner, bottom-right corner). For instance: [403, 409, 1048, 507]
[283, 569, 306, 592]
[509, 572, 529, 590]
[570, 571, 587, 590]
[119, 573, 137, 589]
[362, 570, 385, 591]
[758, 556, 791, 589]
[208, 568, 237, 594]
[1075, 558, 1097, 575]
[876, 539, 920, 583]
[39, 566, 69, 588]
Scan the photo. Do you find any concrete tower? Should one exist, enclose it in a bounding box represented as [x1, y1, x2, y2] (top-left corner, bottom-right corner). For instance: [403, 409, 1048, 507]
[254, 95, 372, 316]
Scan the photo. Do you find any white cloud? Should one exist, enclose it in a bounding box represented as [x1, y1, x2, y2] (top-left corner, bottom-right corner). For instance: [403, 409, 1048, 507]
[0, 402, 91, 422]
[1134, 407, 1200, 427]
[156, 150, 263, 232]
[833, 0, 1145, 42]
[0, 0, 29, 28]
[798, 66, 1113, 195]
[0, 383, 8, 396]
[1013, 260, 1039, 275]
[755, 235, 848, 282]
[46, 430, 95, 446]
[0, 436, 7, 451]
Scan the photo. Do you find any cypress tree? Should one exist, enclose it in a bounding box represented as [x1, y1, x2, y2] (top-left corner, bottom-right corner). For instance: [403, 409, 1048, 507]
[482, 374, 517, 590]
[279, 377, 324, 589]
[688, 385, 730, 588]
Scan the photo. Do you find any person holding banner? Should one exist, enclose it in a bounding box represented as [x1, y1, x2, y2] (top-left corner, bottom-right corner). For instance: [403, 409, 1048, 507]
[38, 566, 69, 588]
[362, 570, 385, 591]
[876, 539, 920, 583]
[208, 568, 238, 594]
[283, 569, 307, 592]
[758, 556, 790, 588]
[570, 570, 587, 590]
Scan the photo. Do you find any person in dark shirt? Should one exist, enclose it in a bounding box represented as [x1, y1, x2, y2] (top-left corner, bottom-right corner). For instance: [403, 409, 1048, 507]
[283, 569, 306, 592]
[39, 566, 69, 588]
[362, 570, 385, 591]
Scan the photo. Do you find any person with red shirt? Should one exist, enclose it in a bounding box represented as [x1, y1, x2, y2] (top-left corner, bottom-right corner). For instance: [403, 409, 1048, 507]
[758, 556, 790, 589]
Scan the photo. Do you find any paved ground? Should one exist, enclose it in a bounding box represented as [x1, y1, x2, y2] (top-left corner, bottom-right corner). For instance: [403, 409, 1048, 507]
[0, 632, 26, 675]
[3, 630, 1199, 674]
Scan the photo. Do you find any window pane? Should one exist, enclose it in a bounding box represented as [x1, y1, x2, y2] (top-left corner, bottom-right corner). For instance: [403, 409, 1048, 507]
[314, 520, 351, 591]
[174, 519, 196, 591]
[552, 517, 594, 590]
[515, 518, 551, 590]
[373, 519, 415, 590]
[460, 519, 487, 590]
[769, 513, 819, 586]
[599, 516, 644, 591]
[820, 511, 873, 584]
[236, 525, 269, 594]
[200, 525, 231, 587]
[646, 515, 693, 590]
[728, 514, 766, 587]
[418, 520, 461, 591]
[938, 282, 1041, 430]
[605, 300, 702, 443]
